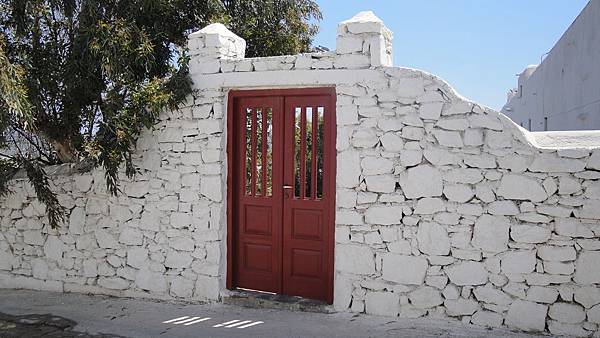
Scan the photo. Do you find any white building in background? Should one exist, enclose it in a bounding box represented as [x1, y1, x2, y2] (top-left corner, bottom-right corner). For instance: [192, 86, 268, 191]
[502, 0, 600, 131]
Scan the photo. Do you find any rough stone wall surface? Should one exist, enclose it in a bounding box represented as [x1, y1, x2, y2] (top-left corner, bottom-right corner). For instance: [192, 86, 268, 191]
[2, 11, 600, 336]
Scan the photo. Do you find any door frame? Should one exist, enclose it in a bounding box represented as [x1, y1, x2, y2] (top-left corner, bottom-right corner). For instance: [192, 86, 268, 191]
[226, 87, 336, 303]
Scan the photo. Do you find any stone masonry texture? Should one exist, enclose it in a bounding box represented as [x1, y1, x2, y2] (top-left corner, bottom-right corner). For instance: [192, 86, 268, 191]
[2, 11, 600, 337]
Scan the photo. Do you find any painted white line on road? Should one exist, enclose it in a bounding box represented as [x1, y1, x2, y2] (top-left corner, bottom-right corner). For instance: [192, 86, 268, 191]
[173, 317, 201, 325]
[183, 317, 211, 326]
[213, 319, 240, 327]
[238, 321, 264, 329]
[163, 316, 189, 323]
[225, 320, 252, 328]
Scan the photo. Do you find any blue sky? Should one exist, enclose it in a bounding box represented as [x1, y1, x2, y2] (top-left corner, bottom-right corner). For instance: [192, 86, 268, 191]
[312, 0, 589, 110]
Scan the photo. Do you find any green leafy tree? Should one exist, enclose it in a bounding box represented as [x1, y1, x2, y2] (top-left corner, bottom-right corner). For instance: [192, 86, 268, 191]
[0, 0, 321, 228]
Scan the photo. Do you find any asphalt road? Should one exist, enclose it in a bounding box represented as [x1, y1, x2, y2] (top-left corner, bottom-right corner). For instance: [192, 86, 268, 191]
[0, 289, 537, 338]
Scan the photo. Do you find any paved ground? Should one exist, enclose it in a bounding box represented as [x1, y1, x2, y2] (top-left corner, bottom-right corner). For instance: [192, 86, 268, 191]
[0, 289, 542, 338]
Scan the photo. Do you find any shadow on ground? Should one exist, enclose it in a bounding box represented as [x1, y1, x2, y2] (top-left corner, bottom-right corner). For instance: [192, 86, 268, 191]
[0, 312, 124, 338]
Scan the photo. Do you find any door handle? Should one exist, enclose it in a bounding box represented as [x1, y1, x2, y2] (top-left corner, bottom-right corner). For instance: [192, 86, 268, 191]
[283, 185, 293, 198]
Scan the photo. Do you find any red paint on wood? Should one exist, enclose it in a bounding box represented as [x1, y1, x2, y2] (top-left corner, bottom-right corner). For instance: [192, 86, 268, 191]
[227, 88, 336, 304]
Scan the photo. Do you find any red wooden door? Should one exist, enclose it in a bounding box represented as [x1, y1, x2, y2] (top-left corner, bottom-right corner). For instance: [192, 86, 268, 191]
[228, 88, 335, 304]
[231, 96, 283, 293]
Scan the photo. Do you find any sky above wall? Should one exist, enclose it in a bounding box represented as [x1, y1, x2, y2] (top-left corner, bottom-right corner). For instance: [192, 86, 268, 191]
[312, 0, 590, 111]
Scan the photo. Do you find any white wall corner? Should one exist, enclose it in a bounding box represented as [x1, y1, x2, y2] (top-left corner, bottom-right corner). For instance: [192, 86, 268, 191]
[336, 11, 393, 67]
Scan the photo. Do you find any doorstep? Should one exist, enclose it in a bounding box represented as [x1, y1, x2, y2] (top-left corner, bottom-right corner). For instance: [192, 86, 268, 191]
[222, 289, 334, 314]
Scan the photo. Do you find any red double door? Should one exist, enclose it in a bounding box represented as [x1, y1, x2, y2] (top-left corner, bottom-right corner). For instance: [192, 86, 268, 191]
[227, 88, 335, 304]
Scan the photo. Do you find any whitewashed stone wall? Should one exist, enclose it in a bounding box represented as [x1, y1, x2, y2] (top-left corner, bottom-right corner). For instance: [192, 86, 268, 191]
[2, 11, 600, 336]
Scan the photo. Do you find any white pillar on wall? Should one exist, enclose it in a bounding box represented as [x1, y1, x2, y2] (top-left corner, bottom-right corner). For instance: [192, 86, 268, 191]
[187, 23, 246, 74]
[336, 11, 393, 67]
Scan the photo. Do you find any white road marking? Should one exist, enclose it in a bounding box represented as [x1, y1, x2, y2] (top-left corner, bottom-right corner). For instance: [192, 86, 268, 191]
[173, 317, 201, 324]
[164, 316, 264, 329]
[238, 321, 264, 329]
[162, 316, 189, 324]
[213, 319, 240, 327]
[225, 320, 252, 328]
[183, 317, 211, 326]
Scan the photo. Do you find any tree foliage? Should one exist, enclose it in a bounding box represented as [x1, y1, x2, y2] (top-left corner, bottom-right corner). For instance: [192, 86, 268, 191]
[0, 0, 321, 228]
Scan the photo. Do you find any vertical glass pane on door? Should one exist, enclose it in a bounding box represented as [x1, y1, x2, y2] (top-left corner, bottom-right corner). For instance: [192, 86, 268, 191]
[317, 106, 324, 199]
[305, 107, 313, 198]
[266, 108, 273, 197]
[245, 107, 252, 195]
[294, 107, 302, 198]
[255, 108, 263, 196]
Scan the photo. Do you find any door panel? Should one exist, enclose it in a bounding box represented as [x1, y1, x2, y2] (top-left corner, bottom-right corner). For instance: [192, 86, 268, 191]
[233, 96, 283, 293]
[229, 89, 335, 304]
[282, 95, 333, 302]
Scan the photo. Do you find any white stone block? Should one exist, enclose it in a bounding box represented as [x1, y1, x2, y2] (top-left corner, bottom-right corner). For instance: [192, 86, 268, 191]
[537, 245, 576, 262]
[337, 150, 361, 188]
[365, 175, 396, 193]
[336, 210, 363, 225]
[43, 236, 64, 261]
[443, 185, 474, 203]
[408, 286, 443, 309]
[471, 310, 503, 327]
[381, 254, 428, 285]
[135, 268, 167, 293]
[364, 206, 402, 225]
[554, 218, 594, 238]
[98, 277, 130, 290]
[365, 291, 399, 316]
[506, 300, 547, 332]
[574, 251, 600, 284]
[336, 244, 375, 275]
[526, 286, 558, 304]
[549, 302, 586, 324]
[463, 154, 496, 169]
[472, 215, 509, 253]
[361, 157, 393, 175]
[170, 212, 192, 229]
[510, 225, 551, 243]
[443, 168, 483, 184]
[127, 248, 148, 269]
[118, 227, 143, 246]
[445, 298, 479, 316]
[464, 129, 484, 146]
[444, 261, 488, 286]
[380, 133, 403, 152]
[501, 250, 536, 274]
[398, 165, 443, 198]
[195, 275, 220, 300]
[399, 149, 423, 167]
[333, 54, 370, 69]
[419, 102, 443, 120]
[200, 176, 222, 202]
[573, 286, 600, 309]
[413, 198, 445, 215]
[496, 174, 547, 202]
[23, 230, 45, 246]
[416, 222, 450, 255]
[487, 201, 519, 216]
[432, 130, 463, 147]
[473, 285, 512, 305]
[171, 277, 194, 298]
[336, 36, 364, 54]
[401, 126, 425, 141]
[436, 117, 468, 131]
[529, 153, 586, 173]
